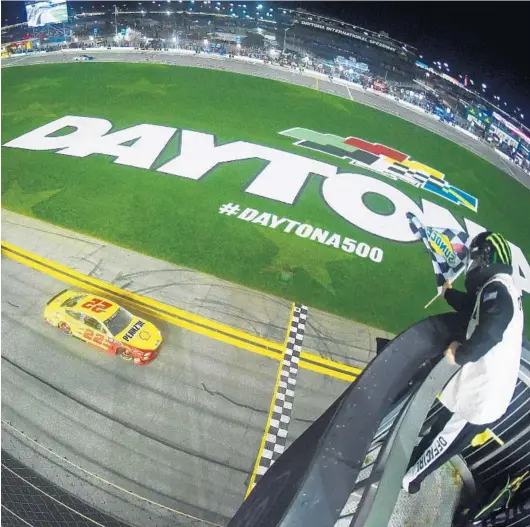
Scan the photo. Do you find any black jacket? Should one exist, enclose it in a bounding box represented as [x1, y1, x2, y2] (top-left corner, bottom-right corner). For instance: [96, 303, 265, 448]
[444, 264, 514, 366]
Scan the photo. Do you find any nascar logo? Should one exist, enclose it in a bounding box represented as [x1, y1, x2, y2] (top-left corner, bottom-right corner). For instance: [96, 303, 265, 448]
[280, 127, 479, 212]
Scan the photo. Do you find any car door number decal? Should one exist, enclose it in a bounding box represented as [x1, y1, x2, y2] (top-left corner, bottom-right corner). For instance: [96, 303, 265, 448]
[83, 329, 114, 351]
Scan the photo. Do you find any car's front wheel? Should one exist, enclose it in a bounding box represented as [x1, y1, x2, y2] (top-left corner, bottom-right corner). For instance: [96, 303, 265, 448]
[117, 347, 134, 361]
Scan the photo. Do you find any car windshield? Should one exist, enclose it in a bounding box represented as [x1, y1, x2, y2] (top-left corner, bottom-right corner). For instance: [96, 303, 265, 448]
[104, 308, 134, 336]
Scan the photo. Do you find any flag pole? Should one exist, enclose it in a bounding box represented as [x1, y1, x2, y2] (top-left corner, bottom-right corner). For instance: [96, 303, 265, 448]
[424, 266, 466, 309]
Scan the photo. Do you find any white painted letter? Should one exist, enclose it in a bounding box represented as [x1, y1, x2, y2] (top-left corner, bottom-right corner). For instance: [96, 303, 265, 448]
[310, 228, 330, 243]
[269, 216, 288, 229]
[238, 208, 259, 221]
[158, 130, 337, 204]
[510, 243, 530, 295]
[252, 212, 271, 226]
[3, 115, 112, 151]
[57, 123, 176, 169]
[322, 173, 423, 242]
[295, 224, 313, 238]
[283, 220, 301, 233]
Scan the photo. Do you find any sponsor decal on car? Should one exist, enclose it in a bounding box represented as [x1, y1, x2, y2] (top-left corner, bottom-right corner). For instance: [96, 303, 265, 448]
[122, 320, 145, 342]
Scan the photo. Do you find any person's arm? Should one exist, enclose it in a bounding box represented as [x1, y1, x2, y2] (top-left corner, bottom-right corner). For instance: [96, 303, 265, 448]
[454, 282, 514, 366]
[444, 287, 474, 315]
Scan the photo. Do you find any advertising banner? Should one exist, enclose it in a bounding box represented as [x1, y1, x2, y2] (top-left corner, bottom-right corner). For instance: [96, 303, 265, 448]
[26, 0, 68, 27]
[298, 19, 398, 53]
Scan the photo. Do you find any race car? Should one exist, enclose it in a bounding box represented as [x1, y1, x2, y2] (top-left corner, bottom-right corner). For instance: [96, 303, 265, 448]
[44, 290, 162, 365]
[74, 54, 94, 61]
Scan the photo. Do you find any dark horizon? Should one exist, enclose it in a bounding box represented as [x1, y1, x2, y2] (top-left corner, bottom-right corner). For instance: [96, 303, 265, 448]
[2, 1, 529, 118]
[294, 1, 529, 119]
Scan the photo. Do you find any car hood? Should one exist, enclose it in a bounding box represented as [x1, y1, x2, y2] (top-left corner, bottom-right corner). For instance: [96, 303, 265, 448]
[116, 319, 162, 351]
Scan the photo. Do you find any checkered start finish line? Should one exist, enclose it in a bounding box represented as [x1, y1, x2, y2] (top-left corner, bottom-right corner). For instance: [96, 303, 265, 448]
[252, 303, 308, 490]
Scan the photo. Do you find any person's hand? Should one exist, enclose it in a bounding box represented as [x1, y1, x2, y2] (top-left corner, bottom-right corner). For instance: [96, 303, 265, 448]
[442, 280, 453, 294]
[444, 341, 460, 365]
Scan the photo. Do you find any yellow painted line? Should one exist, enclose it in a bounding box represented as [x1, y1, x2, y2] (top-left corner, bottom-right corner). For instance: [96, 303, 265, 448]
[300, 351, 361, 375]
[245, 303, 296, 499]
[1, 241, 361, 381]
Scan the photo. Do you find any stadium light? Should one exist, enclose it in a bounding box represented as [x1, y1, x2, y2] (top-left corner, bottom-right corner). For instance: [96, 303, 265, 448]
[522, 114, 525, 119]
[482, 83, 487, 89]
[443, 62, 448, 67]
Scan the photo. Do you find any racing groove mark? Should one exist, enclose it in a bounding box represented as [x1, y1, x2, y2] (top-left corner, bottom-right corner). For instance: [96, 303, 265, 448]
[1, 242, 360, 382]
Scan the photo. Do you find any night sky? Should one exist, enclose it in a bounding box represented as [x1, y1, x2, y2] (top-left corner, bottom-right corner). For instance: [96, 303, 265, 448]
[295, 1, 529, 118]
[2, 1, 529, 117]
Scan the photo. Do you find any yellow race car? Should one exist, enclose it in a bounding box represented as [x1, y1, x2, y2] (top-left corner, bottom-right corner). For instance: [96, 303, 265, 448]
[44, 290, 162, 365]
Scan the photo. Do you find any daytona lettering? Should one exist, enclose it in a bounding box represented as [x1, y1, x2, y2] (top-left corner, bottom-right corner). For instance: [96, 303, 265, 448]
[219, 203, 384, 263]
[3, 115, 529, 294]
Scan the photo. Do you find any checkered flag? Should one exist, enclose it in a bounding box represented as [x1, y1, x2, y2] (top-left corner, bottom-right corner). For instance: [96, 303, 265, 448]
[407, 212, 470, 293]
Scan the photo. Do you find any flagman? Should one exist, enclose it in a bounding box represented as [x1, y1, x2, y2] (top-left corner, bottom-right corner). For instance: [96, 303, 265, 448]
[402, 231, 524, 494]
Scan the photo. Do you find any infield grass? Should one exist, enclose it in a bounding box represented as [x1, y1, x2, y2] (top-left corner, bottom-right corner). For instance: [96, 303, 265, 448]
[2, 63, 529, 335]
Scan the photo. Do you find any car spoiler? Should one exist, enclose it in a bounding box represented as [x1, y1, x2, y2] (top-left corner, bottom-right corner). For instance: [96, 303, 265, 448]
[46, 289, 68, 306]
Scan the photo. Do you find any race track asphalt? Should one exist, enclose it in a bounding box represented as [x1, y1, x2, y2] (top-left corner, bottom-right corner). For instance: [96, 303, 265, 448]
[1, 255, 345, 525]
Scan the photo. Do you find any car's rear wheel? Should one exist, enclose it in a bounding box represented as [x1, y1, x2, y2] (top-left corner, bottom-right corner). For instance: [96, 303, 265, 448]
[58, 322, 71, 335]
[117, 347, 134, 361]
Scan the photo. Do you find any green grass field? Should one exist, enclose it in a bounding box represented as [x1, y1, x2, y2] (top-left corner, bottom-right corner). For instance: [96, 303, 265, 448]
[2, 62, 530, 335]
